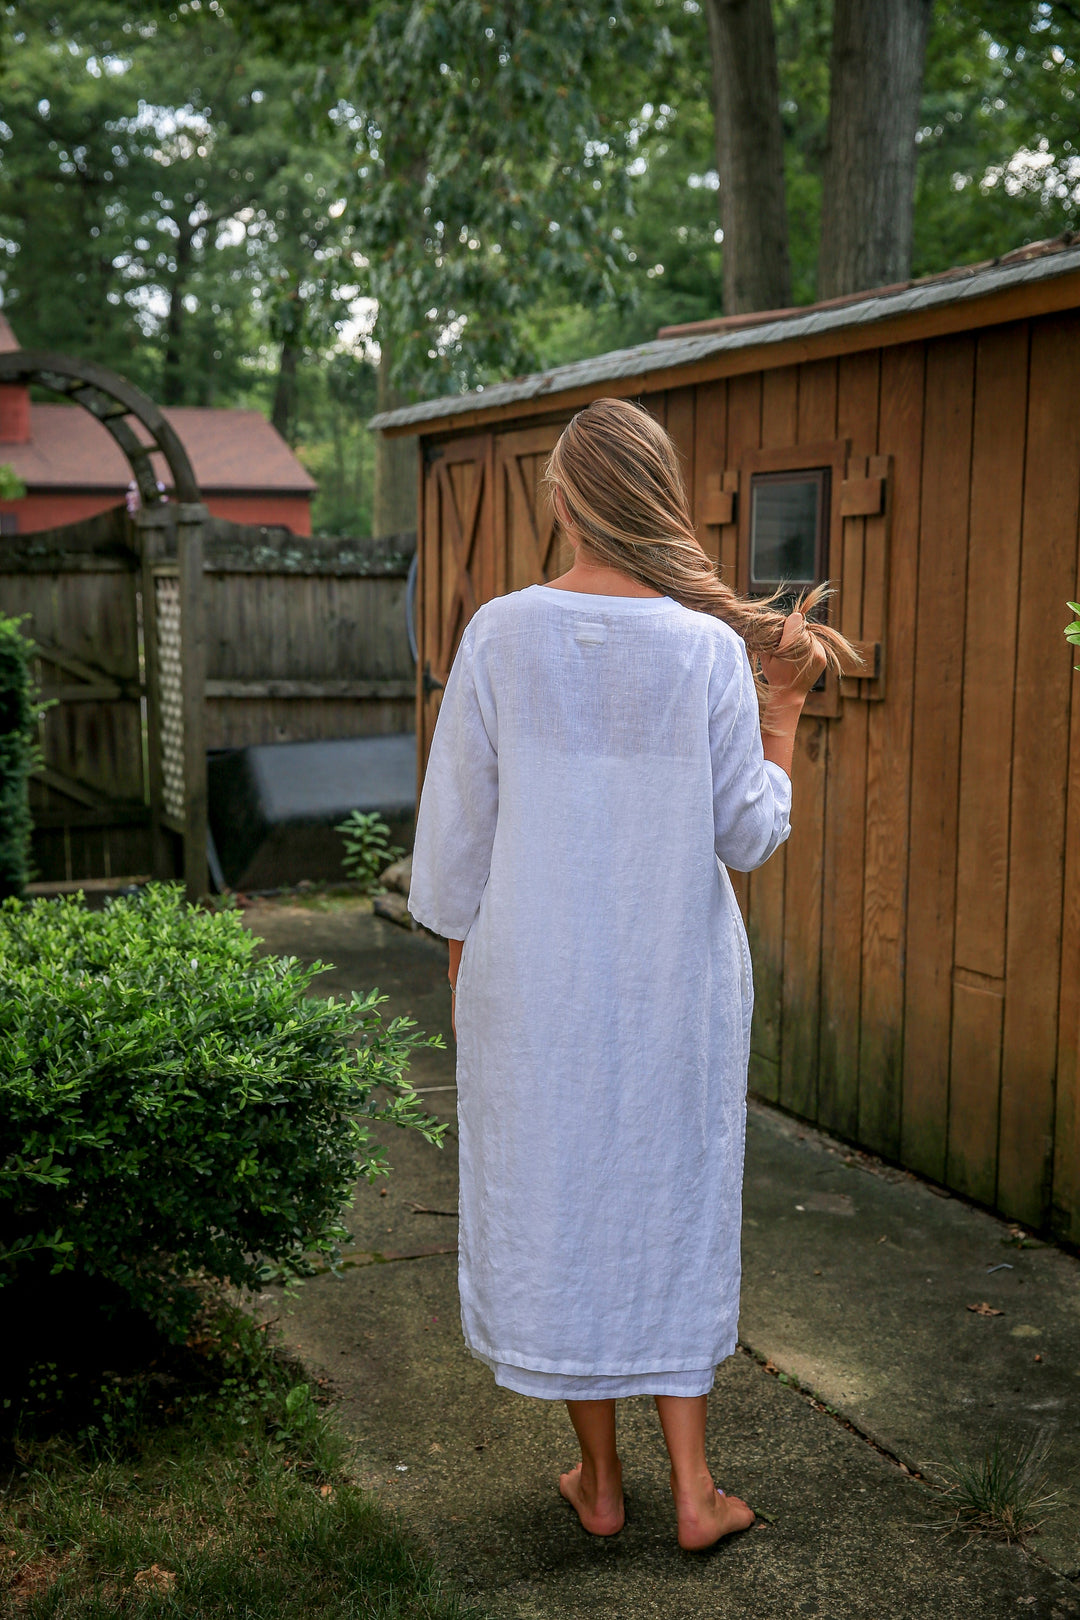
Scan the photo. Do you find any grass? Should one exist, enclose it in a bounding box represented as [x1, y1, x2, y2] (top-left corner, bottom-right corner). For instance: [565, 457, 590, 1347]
[0, 1292, 480, 1619]
[930, 1430, 1063, 1545]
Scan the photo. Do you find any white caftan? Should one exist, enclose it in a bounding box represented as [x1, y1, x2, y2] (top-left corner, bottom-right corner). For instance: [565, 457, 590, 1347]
[408, 585, 791, 1399]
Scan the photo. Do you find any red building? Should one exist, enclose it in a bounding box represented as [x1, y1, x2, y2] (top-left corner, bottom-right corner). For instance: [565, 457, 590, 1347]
[0, 315, 316, 535]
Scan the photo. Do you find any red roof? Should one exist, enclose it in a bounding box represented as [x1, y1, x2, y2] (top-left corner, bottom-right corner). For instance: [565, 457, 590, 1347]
[0, 400, 316, 495]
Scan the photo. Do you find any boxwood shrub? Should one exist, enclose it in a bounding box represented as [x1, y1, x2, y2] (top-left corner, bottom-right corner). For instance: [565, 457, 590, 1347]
[0, 884, 446, 1338]
[0, 613, 37, 900]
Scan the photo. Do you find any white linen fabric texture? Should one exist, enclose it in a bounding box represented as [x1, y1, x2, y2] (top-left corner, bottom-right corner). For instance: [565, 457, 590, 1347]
[408, 583, 792, 1400]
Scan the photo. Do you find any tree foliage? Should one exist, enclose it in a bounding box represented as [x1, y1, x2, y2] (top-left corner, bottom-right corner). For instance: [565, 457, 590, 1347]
[0, 0, 358, 411]
[2, 0, 1080, 522]
[323, 0, 673, 393]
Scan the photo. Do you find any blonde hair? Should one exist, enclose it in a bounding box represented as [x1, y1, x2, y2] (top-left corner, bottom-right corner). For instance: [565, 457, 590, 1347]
[545, 397, 862, 726]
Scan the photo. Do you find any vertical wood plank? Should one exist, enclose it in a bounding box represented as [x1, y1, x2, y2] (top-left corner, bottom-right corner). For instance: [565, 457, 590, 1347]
[692, 380, 727, 566]
[1053, 532, 1080, 1241]
[641, 391, 668, 430]
[998, 315, 1080, 1226]
[419, 450, 441, 775]
[780, 717, 827, 1120]
[953, 322, 1028, 978]
[819, 350, 878, 1139]
[861, 343, 925, 1161]
[859, 460, 889, 699]
[719, 375, 761, 934]
[946, 322, 1029, 1202]
[948, 980, 1005, 1205]
[796, 358, 838, 445]
[665, 386, 695, 502]
[749, 366, 798, 1103]
[780, 358, 838, 1121]
[723, 373, 762, 588]
[899, 334, 976, 1173]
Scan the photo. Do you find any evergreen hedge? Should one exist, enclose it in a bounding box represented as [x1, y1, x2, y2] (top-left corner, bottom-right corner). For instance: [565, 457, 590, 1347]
[0, 885, 446, 1338]
[0, 613, 36, 900]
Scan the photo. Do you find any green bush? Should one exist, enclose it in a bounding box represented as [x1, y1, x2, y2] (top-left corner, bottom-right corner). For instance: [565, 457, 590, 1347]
[0, 613, 37, 900]
[335, 809, 404, 892]
[0, 884, 446, 1338]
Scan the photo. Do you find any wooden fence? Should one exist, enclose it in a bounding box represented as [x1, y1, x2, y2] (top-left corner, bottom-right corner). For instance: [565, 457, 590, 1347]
[202, 520, 414, 750]
[0, 509, 415, 885]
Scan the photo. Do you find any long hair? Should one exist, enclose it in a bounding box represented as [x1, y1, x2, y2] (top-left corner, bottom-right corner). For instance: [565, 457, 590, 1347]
[544, 397, 863, 727]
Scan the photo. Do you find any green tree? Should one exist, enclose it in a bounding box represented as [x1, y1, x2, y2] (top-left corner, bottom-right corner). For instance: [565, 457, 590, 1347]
[0, 1, 359, 414]
[913, 1, 1080, 275]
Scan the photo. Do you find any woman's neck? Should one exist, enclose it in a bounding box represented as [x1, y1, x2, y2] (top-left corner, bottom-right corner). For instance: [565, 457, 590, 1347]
[544, 554, 663, 598]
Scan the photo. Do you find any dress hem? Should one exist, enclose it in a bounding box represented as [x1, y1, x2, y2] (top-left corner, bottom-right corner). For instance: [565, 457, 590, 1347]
[462, 1328, 739, 1382]
[471, 1349, 719, 1400]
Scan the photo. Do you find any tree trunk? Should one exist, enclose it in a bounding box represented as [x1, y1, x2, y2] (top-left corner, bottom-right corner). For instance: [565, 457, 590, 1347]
[373, 333, 417, 539]
[704, 0, 791, 315]
[271, 334, 299, 444]
[161, 226, 193, 405]
[817, 0, 933, 299]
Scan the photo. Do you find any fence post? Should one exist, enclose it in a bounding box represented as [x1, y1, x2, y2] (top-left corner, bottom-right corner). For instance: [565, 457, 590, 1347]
[176, 503, 208, 902]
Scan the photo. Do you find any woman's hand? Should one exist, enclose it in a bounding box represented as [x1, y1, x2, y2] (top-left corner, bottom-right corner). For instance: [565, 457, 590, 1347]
[758, 610, 827, 701]
[758, 612, 828, 778]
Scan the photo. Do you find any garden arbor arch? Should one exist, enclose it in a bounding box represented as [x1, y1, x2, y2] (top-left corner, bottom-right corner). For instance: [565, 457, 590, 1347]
[0, 349, 207, 899]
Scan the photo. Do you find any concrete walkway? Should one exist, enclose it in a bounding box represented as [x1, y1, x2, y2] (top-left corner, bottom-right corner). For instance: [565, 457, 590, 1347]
[245, 896, 1080, 1620]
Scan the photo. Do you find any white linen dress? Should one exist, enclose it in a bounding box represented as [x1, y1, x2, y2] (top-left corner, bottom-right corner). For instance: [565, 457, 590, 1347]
[408, 584, 792, 1399]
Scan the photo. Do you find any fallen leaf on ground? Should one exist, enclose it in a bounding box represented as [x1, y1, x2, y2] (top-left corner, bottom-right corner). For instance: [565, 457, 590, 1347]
[134, 1566, 176, 1592]
[319, 1485, 335, 1500]
[966, 1301, 1004, 1316]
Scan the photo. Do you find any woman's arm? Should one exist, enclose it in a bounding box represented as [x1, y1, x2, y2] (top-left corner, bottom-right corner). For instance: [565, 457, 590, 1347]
[448, 938, 463, 989]
[447, 939, 463, 1038]
[760, 696, 807, 778]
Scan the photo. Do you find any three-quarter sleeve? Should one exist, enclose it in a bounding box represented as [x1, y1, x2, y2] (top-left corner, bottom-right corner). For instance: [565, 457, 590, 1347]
[408, 623, 499, 939]
[709, 638, 792, 873]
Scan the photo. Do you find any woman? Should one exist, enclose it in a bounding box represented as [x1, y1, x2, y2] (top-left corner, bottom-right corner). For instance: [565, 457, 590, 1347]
[408, 398, 856, 1551]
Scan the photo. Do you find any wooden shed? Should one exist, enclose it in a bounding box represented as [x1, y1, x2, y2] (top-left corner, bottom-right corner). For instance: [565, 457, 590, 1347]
[372, 236, 1080, 1243]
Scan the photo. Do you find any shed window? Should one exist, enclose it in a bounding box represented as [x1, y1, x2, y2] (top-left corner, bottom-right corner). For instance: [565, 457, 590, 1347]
[0, 513, 17, 535]
[748, 469, 828, 598]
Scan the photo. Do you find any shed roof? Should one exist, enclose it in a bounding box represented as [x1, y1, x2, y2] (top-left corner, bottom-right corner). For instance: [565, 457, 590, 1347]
[0, 402, 316, 494]
[370, 232, 1080, 438]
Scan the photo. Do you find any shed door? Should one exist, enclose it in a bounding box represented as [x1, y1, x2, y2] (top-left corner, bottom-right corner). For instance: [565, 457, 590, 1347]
[417, 433, 494, 772]
[493, 424, 567, 593]
[417, 423, 568, 774]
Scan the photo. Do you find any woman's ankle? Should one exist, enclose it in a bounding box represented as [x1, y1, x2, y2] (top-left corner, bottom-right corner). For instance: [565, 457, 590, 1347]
[581, 1454, 622, 1493]
[669, 1462, 715, 1499]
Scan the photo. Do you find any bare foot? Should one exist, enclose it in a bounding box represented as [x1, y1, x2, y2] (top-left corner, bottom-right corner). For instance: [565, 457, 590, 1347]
[559, 1461, 625, 1536]
[671, 1470, 754, 1551]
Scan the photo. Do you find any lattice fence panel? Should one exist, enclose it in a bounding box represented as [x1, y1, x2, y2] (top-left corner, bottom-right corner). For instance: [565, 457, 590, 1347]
[155, 574, 185, 823]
